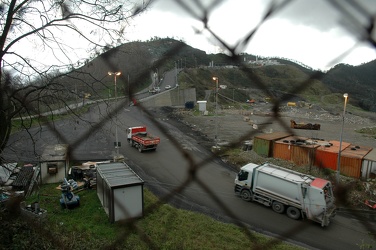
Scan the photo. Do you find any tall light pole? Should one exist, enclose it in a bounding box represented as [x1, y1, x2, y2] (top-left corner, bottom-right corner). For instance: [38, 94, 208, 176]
[108, 71, 121, 157]
[127, 74, 130, 106]
[336, 93, 348, 184]
[212, 77, 219, 147]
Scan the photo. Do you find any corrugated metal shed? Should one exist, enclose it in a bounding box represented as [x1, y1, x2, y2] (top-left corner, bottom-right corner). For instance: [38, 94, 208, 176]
[97, 162, 144, 223]
[273, 136, 307, 162]
[362, 149, 376, 180]
[314, 140, 351, 171]
[340, 145, 372, 179]
[253, 132, 292, 157]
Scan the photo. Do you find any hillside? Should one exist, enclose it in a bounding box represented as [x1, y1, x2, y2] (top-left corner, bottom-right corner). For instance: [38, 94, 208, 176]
[177, 65, 331, 104]
[54, 38, 375, 113]
[53, 38, 209, 98]
[320, 61, 376, 112]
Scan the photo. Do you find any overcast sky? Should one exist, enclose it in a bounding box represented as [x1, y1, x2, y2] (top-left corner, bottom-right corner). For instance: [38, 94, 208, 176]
[127, 0, 376, 70]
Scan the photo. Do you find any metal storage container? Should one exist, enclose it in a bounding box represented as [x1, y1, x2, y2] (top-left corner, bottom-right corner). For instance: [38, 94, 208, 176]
[340, 145, 372, 179]
[253, 132, 291, 157]
[97, 162, 144, 223]
[314, 140, 351, 171]
[361, 149, 376, 180]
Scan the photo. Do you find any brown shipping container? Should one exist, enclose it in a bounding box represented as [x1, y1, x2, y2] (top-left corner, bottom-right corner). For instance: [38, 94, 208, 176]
[291, 143, 320, 166]
[253, 132, 292, 157]
[314, 140, 351, 171]
[273, 136, 308, 162]
[340, 145, 372, 179]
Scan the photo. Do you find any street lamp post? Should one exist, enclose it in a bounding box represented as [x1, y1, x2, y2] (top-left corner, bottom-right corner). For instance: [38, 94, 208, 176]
[108, 71, 121, 156]
[336, 93, 349, 184]
[212, 77, 219, 147]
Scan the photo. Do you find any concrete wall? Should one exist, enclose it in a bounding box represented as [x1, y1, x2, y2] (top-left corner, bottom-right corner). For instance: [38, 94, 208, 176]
[140, 88, 196, 108]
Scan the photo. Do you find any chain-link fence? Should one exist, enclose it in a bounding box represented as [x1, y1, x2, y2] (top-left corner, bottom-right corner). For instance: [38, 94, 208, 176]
[1, 0, 376, 249]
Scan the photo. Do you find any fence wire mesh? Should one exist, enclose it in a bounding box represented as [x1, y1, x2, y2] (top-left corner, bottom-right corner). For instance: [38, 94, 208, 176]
[1, 0, 376, 249]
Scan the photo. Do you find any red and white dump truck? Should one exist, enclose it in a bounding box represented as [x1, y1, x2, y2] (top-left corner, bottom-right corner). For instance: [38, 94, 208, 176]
[127, 126, 160, 153]
[234, 162, 336, 227]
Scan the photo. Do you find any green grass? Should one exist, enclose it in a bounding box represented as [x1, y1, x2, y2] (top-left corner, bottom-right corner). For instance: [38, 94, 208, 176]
[11, 105, 90, 134]
[355, 126, 376, 138]
[0, 184, 304, 249]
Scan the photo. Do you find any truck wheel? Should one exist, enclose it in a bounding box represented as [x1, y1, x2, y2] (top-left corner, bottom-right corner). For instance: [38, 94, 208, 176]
[286, 207, 301, 220]
[272, 201, 285, 214]
[240, 189, 252, 202]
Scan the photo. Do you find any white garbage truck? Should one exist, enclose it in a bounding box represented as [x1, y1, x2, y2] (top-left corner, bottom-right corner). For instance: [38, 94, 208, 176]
[234, 162, 336, 227]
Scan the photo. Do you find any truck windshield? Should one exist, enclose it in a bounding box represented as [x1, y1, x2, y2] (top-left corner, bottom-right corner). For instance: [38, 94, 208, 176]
[238, 170, 248, 181]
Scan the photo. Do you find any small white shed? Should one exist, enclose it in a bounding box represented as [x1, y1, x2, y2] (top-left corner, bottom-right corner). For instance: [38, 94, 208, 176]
[197, 100, 207, 112]
[362, 148, 376, 180]
[40, 144, 69, 184]
[96, 162, 144, 223]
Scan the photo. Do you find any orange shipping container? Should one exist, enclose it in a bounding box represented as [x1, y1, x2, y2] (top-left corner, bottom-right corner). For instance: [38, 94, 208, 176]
[314, 140, 351, 170]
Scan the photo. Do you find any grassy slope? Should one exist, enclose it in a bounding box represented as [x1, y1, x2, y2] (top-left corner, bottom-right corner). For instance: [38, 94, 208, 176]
[0, 184, 303, 249]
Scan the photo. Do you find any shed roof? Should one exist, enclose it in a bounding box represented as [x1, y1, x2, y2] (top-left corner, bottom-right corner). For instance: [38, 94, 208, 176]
[274, 136, 320, 149]
[316, 140, 351, 153]
[341, 145, 373, 159]
[254, 132, 292, 141]
[97, 162, 144, 188]
[41, 144, 69, 162]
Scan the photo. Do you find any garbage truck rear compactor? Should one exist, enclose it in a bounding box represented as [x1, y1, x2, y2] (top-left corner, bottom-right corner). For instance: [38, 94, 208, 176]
[234, 163, 336, 227]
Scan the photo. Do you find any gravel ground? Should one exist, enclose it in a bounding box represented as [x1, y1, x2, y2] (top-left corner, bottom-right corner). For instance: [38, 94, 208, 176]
[173, 104, 376, 149]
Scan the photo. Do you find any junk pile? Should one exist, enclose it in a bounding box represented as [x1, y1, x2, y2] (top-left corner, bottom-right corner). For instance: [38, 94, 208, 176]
[290, 120, 321, 130]
[59, 178, 80, 209]
[1, 163, 42, 209]
[20, 201, 48, 220]
[68, 161, 100, 189]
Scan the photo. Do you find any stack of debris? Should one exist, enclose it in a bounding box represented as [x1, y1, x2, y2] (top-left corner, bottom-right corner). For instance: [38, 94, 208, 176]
[68, 161, 107, 189]
[1, 163, 37, 203]
[0, 163, 19, 189]
[12, 164, 34, 193]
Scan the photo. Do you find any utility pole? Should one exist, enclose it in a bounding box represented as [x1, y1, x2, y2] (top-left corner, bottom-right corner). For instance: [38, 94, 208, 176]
[336, 93, 348, 184]
[212, 77, 219, 147]
[108, 71, 121, 157]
